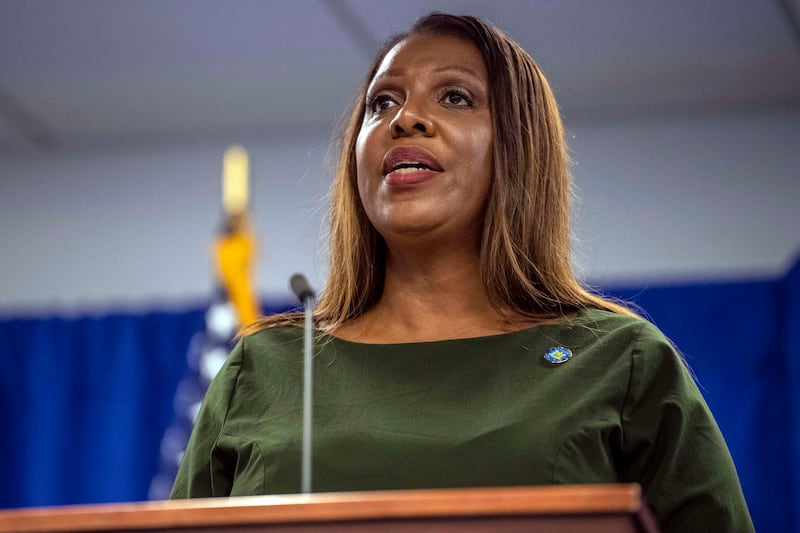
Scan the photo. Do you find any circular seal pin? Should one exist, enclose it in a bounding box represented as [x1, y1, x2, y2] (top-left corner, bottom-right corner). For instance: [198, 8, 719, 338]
[544, 346, 573, 364]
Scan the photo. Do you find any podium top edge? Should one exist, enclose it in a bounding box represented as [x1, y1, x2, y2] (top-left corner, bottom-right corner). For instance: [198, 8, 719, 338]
[0, 484, 649, 532]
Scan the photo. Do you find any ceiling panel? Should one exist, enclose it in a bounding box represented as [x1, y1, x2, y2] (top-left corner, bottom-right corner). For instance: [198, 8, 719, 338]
[0, 0, 797, 153]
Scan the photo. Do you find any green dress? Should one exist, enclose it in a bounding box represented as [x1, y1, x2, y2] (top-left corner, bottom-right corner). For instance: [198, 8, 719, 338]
[171, 308, 753, 532]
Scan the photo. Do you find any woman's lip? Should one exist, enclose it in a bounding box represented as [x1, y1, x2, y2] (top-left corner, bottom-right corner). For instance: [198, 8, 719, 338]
[382, 146, 443, 175]
[384, 168, 439, 186]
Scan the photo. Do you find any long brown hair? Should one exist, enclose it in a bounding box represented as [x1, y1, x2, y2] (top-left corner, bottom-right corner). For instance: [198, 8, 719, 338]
[243, 13, 635, 335]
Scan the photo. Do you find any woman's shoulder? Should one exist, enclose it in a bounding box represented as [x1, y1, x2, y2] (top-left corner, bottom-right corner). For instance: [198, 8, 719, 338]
[539, 307, 678, 369]
[233, 324, 311, 367]
[212, 325, 308, 400]
[215, 325, 306, 374]
[241, 323, 305, 349]
[566, 306, 641, 328]
[553, 307, 653, 344]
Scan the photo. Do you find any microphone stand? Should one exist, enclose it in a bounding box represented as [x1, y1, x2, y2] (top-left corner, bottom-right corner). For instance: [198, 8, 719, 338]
[290, 274, 315, 494]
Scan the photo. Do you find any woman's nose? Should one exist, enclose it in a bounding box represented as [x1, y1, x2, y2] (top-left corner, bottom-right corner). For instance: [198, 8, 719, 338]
[389, 101, 435, 138]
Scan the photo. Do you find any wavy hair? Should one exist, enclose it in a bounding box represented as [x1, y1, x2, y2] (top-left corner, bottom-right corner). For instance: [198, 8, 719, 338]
[243, 13, 635, 335]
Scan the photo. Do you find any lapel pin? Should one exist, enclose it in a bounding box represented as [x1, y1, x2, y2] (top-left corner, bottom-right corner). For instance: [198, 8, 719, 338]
[544, 346, 573, 364]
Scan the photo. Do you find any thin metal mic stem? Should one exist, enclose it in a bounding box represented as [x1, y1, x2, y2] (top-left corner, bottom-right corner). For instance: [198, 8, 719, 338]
[301, 296, 313, 494]
[290, 273, 315, 494]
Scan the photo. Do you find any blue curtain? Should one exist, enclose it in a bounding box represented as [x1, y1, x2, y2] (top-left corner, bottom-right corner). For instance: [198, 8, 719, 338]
[0, 308, 205, 507]
[1, 260, 797, 532]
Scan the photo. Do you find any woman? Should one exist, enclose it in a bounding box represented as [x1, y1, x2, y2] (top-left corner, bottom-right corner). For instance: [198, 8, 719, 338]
[172, 13, 753, 532]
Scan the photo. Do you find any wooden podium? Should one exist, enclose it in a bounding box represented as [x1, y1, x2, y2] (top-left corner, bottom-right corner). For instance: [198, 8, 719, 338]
[0, 484, 658, 532]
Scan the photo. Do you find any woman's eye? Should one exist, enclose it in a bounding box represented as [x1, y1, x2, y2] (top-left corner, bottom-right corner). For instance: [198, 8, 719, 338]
[443, 89, 472, 107]
[370, 94, 397, 113]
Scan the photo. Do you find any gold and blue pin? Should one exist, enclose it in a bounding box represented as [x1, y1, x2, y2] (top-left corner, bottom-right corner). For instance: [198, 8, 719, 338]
[544, 346, 573, 364]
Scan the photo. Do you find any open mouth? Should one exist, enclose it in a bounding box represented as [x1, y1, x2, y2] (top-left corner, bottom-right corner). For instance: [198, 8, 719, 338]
[389, 161, 437, 174]
[382, 146, 443, 176]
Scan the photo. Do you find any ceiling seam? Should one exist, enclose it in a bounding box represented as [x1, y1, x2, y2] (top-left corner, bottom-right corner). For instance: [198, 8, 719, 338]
[319, 0, 381, 58]
[0, 85, 58, 152]
[775, 0, 800, 52]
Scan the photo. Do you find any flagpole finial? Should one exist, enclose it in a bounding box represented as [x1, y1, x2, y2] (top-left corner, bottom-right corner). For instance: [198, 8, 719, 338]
[222, 145, 249, 217]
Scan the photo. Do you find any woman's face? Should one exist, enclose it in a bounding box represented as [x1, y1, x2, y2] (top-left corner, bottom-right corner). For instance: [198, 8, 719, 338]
[355, 33, 493, 247]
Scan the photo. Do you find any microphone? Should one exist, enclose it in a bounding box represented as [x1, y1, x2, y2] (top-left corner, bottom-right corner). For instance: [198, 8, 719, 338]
[290, 273, 315, 304]
[290, 273, 315, 494]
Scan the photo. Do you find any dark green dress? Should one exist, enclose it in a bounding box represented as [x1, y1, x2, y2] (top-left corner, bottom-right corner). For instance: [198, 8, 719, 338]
[171, 309, 753, 532]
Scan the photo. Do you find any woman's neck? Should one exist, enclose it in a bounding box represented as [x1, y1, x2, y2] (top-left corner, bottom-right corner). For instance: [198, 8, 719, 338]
[333, 245, 530, 344]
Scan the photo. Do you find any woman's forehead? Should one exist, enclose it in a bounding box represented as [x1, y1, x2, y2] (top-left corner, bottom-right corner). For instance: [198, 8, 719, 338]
[369, 33, 486, 86]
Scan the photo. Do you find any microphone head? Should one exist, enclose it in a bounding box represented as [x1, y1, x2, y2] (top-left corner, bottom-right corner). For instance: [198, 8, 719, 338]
[290, 273, 315, 303]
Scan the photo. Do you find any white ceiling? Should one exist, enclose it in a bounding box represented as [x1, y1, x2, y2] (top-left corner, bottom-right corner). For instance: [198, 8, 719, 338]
[1, 0, 798, 155]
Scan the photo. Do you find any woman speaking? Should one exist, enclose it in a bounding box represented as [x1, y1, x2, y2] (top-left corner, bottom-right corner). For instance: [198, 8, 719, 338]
[171, 13, 753, 532]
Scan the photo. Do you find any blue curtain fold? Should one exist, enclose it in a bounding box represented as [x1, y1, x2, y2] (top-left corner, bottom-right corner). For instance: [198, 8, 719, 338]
[0, 261, 797, 532]
[0, 309, 205, 507]
[781, 259, 800, 532]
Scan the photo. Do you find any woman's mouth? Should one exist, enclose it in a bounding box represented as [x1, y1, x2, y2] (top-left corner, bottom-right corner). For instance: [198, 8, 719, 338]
[382, 146, 443, 186]
[385, 166, 439, 186]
